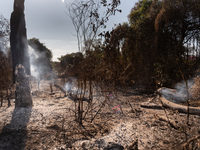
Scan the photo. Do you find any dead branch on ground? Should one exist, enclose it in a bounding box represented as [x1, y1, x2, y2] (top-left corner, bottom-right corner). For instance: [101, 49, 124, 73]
[177, 135, 200, 150]
[140, 102, 162, 109]
[154, 114, 179, 129]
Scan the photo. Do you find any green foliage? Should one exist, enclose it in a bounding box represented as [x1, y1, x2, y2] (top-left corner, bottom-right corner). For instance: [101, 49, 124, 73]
[58, 52, 83, 67]
[128, 0, 153, 26]
[57, 52, 83, 77]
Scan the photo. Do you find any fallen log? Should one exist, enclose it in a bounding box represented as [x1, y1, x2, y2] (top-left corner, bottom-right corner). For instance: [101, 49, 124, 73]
[140, 97, 200, 115]
[160, 97, 200, 115]
[54, 84, 66, 96]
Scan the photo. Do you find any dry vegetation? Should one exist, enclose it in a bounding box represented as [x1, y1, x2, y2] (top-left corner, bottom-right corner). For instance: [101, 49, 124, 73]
[1, 0, 200, 149]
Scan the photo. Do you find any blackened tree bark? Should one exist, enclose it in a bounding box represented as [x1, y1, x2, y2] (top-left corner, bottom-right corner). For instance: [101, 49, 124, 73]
[10, 0, 32, 107]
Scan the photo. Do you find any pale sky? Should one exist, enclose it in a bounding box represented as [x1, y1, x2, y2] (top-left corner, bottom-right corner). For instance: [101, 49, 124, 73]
[0, 0, 137, 61]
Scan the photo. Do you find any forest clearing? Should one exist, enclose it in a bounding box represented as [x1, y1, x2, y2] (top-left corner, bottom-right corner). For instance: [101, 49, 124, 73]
[1, 0, 200, 149]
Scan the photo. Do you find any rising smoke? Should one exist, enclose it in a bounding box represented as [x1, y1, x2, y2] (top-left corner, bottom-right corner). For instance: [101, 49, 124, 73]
[0, 37, 9, 56]
[159, 79, 195, 103]
[29, 46, 39, 79]
[28, 45, 54, 81]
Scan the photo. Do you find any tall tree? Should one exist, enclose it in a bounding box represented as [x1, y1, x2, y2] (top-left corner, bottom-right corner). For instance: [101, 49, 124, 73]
[10, 0, 32, 107]
[155, 0, 200, 82]
[127, 0, 162, 86]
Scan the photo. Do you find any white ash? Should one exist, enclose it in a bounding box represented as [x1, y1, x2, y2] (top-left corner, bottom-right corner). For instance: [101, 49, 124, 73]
[73, 122, 135, 149]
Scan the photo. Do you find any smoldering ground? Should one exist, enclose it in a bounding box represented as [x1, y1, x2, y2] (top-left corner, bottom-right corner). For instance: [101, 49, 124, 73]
[158, 79, 195, 103]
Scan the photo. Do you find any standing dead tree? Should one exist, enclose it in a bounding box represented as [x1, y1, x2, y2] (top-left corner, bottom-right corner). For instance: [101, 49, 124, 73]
[10, 0, 32, 107]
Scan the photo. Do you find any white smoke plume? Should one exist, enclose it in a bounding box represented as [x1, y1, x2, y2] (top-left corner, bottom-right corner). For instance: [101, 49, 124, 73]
[63, 78, 80, 94]
[29, 46, 39, 79]
[64, 82, 72, 93]
[0, 37, 9, 56]
[63, 77, 90, 96]
[159, 79, 195, 103]
[28, 46, 53, 81]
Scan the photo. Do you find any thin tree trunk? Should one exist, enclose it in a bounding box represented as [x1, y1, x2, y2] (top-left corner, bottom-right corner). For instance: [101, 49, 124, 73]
[77, 80, 81, 124]
[6, 86, 11, 107]
[0, 86, 3, 107]
[89, 79, 93, 118]
[78, 80, 83, 125]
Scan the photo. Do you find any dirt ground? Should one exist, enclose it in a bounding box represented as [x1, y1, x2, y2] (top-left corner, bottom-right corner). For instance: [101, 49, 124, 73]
[0, 79, 200, 150]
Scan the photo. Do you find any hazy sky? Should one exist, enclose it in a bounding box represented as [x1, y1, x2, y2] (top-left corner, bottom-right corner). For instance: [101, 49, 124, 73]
[0, 0, 137, 61]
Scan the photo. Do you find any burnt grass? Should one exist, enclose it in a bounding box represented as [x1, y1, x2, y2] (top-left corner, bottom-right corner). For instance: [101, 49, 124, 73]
[0, 80, 200, 150]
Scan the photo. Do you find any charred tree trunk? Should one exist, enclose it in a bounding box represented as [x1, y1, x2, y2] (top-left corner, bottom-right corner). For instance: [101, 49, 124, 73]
[6, 86, 11, 107]
[0, 85, 3, 107]
[10, 0, 32, 107]
[89, 79, 93, 118]
[77, 80, 81, 122]
[78, 80, 84, 126]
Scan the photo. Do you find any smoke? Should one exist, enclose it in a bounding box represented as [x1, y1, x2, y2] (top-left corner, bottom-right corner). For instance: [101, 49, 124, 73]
[29, 46, 39, 79]
[0, 37, 9, 56]
[63, 78, 81, 94]
[159, 79, 195, 103]
[63, 78, 89, 96]
[28, 46, 53, 81]
[64, 82, 72, 93]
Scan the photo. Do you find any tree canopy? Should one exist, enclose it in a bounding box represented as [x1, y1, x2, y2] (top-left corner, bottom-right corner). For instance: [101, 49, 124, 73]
[28, 38, 52, 61]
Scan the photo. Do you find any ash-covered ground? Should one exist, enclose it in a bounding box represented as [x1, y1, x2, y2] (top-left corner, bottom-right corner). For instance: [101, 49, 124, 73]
[0, 79, 200, 150]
